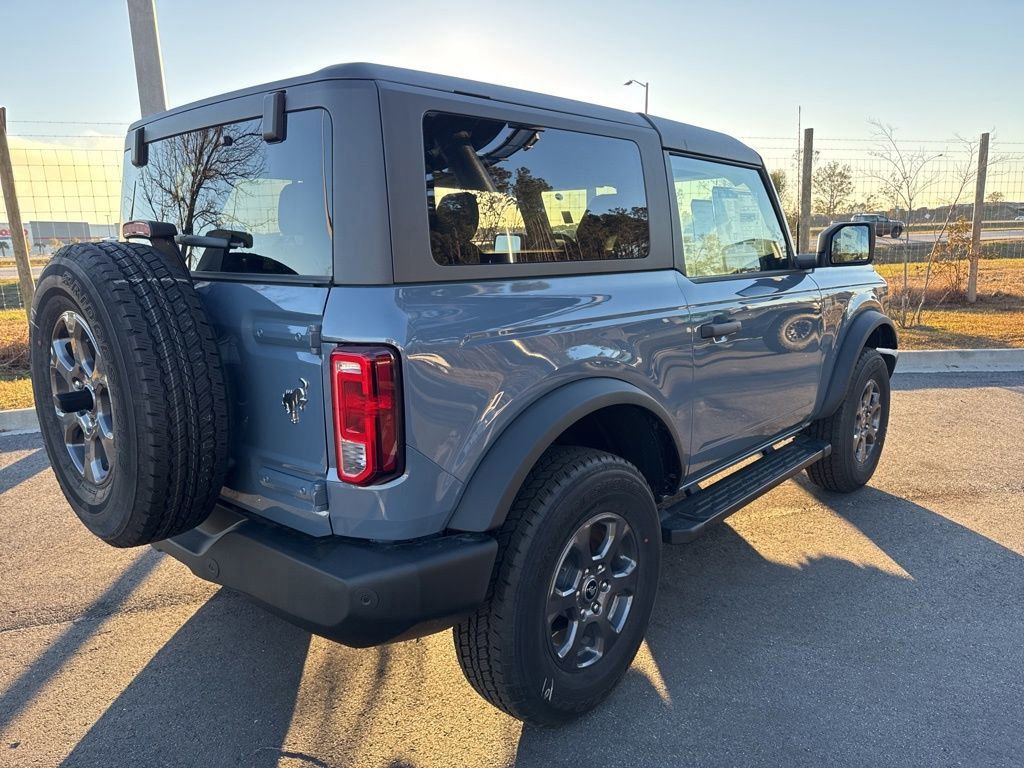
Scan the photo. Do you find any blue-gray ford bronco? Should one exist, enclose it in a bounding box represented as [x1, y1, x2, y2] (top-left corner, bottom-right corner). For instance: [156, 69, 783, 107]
[30, 63, 897, 726]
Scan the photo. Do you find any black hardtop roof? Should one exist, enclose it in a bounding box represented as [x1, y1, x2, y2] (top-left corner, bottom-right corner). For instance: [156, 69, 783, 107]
[128, 62, 761, 165]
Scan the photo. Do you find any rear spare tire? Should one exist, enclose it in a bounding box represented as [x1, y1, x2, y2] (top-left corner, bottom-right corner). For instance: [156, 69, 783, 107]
[29, 241, 229, 547]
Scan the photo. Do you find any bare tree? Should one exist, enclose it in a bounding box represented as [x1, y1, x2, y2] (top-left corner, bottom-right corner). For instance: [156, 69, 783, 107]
[909, 135, 983, 325]
[866, 120, 943, 326]
[136, 123, 265, 266]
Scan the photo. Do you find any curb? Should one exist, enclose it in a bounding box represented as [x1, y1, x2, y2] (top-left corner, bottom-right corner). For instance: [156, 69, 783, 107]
[1, 350, 1022, 436]
[0, 407, 39, 434]
[896, 349, 1024, 374]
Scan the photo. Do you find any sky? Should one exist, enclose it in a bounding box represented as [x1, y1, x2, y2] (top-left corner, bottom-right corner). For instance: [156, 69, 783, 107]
[1, 0, 1022, 228]
[1, 0, 1022, 141]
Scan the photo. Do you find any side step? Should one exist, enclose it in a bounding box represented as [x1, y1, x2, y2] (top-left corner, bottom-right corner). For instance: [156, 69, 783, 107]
[660, 436, 831, 544]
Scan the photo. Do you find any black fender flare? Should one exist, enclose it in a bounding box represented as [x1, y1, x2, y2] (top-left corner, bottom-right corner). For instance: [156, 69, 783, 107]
[446, 377, 686, 533]
[814, 309, 898, 419]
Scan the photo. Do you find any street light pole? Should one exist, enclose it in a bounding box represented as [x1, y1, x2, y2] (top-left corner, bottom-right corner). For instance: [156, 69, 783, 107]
[624, 79, 649, 114]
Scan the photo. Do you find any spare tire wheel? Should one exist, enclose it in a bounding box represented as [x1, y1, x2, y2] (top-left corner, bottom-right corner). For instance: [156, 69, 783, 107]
[29, 240, 229, 547]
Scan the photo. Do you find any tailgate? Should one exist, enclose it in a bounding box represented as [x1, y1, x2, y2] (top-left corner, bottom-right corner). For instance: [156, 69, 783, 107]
[195, 280, 331, 535]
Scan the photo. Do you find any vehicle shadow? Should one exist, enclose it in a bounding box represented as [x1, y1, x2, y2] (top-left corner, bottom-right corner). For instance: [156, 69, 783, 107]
[59, 589, 314, 768]
[0, 438, 48, 495]
[514, 485, 1024, 768]
[0, 549, 162, 734]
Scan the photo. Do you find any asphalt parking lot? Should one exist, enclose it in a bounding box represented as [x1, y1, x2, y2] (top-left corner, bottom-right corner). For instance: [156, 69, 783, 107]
[1, 372, 1022, 768]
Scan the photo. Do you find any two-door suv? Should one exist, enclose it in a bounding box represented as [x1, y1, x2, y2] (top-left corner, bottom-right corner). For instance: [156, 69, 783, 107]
[30, 64, 897, 725]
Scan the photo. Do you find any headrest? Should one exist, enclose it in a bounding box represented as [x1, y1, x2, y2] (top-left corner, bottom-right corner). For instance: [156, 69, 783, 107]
[278, 182, 322, 236]
[586, 193, 623, 216]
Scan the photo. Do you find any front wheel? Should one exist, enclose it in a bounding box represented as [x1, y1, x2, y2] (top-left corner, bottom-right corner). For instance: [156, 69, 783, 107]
[805, 348, 891, 492]
[890, 226, 903, 238]
[453, 447, 661, 726]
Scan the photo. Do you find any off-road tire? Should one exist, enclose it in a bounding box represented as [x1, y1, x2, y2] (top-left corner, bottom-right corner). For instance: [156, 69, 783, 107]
[29, 240, 229, 547]
[453, 446, 661, 726]
[805, 348, 890, 492]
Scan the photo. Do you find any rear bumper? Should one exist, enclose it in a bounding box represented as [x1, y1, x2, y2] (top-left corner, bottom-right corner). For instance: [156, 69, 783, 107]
[153, 504, 497, 647]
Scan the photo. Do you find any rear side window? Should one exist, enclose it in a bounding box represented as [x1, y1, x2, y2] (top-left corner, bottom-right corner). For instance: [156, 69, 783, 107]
[669, 155, 789, 278]
[423, 112, 648, 265]
[121, 109, 333, 277]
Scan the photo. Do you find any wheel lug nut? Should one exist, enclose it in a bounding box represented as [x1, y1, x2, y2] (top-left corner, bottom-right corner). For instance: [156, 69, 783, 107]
[591, 602, 601, 613]
[601, 581, 609, 592]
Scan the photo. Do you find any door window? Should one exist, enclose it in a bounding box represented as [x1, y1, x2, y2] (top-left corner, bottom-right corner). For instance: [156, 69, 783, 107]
[669, 155, 789, 278]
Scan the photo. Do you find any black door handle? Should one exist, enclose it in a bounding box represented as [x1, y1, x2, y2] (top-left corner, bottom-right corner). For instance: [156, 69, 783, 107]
[700, 320, 742, 339]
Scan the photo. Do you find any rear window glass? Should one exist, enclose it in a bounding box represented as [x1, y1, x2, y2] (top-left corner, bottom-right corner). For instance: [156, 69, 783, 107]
[121, 108, 332, 277]
[423, 112, 648, 265]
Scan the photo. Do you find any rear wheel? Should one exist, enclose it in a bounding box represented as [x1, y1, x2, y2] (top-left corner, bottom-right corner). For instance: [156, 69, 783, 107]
[805, 348, 890, 492]
[453, 447, 661, 726]
[30, 241, 229, 547]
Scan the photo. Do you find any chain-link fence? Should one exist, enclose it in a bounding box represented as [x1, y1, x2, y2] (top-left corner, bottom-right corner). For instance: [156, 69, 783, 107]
[0, 121, 125, 309]
[2, 122, 1023, 312]
[753, 133, 1024, 261]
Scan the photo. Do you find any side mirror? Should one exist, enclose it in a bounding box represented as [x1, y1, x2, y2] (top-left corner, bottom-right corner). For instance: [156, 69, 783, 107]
[816, 221, 874, 266]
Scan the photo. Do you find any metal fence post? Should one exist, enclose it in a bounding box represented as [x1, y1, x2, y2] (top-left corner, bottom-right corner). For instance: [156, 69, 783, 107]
[967, 132, 989, 304]
[798, 128, 814, 252]
[0, 107, 35, 319]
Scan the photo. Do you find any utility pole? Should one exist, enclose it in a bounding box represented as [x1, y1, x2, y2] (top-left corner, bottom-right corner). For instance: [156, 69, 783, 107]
[798, 127, 814, 252]
[126, 0, 167, 116]
[0, 107, 35, 320]
[967, 131, 990, 304]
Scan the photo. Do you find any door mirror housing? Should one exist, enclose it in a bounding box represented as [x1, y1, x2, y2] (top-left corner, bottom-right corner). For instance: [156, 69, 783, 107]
[817, 222, 874, 266]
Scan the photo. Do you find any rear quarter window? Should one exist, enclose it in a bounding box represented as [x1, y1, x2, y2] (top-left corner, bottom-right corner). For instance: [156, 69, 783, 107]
[121, 108, 333, 278]
[423, 112, 649, 266]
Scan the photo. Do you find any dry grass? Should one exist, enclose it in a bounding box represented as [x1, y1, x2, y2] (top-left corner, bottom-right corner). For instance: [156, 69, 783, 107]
[0, 376, 33, 410]
[1, 308, 30, 375]
[876, 258, 1024, 349]
[0, 308, 33, 410]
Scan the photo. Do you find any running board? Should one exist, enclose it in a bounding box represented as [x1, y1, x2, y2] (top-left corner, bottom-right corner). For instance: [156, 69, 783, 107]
[660, 436, 831, 544]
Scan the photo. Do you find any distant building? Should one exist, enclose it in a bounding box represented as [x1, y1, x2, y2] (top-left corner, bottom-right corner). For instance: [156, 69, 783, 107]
[29, 220, 91, 245]
[1, 220, 117, 255]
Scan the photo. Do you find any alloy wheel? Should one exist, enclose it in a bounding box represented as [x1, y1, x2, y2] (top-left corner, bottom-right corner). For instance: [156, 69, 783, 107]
[853, 378, 882, 463]
[49, 311, 115, 486]
[546, 512, 639, 670]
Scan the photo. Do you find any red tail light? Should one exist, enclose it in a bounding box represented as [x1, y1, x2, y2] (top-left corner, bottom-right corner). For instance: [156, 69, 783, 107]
[330, 346, 402, 485]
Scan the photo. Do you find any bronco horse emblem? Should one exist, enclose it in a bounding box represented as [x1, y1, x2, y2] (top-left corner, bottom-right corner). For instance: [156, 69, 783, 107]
[282, 378, 309, 424]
